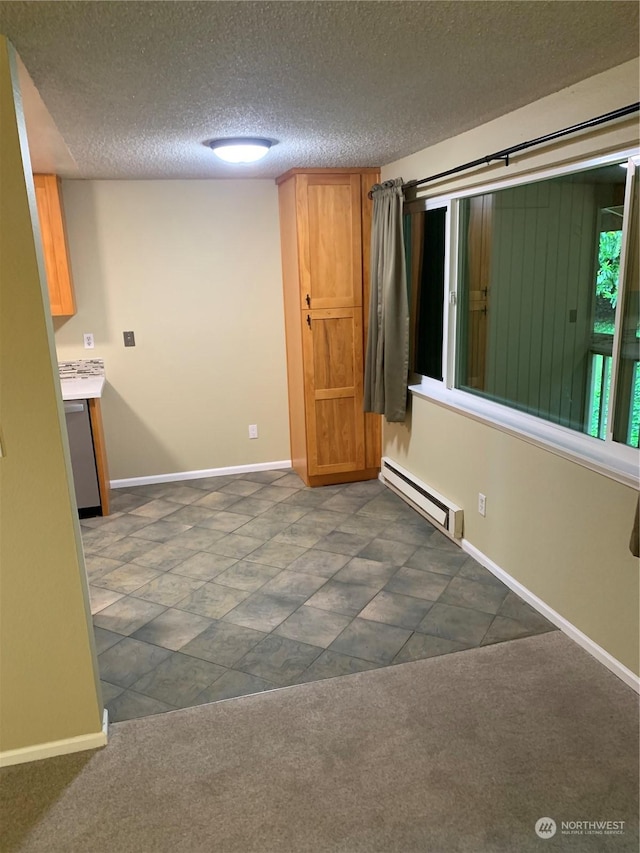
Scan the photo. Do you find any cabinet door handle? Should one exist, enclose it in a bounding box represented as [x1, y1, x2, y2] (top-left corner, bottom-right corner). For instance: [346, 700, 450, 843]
[305, 293, 311, 308]
[306, 314, 311, 328]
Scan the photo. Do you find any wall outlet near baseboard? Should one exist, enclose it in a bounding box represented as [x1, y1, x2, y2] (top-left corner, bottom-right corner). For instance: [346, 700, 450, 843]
[478, 493, 486, 516]
[248, 424, 258, 439]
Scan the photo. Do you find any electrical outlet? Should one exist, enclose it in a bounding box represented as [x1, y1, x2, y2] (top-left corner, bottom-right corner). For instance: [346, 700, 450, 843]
[248, 424, 258, 439]
[478, 493, 486, 517]
[83, 333, 95, 349]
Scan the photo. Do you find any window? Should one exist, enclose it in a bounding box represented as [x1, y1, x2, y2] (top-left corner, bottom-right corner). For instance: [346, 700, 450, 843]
[407, 151, 640, 483]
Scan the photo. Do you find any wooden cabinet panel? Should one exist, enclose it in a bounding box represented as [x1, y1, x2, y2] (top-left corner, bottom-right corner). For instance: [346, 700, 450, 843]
[33, 174, 76, 316]
[297, 174, 362, 309]
[277, 168, 381, 487]
[302, 308, 365, 476]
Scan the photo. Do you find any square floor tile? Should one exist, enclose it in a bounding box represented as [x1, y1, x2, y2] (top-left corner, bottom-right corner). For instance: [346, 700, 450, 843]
[129, 499, 182, 519]
[100, 680, 124, 704]
[314, 530, 374, 557]
[194, 670, 275, 703]
[223, 591, 307, 632]
[393, 633, 468, 664]
[176, 583, 251, 619]
[242, 470, 289, 485]
[129, 520, 193, 543]
[357, 537, 417, 566]
[160, 527, 227, 552]
[93, 564, 161, 594]
[89, 586, 124, 614]
[282, 490, 336, 509]
[98, 637, 173, 687]
[105, 690, 176, 723]
[380, 520, 436, 547]
[332, 557, 396, 589]
[358, 591, 434, 630]
[134, 574, 206, 606]
[160, 505, 220, 527]
[131, 608, 213, 650]
[180, 621, 268, 667]
[214, 561, 281, 592]
[233, 517, 291, 540]
[223, 496, 277, 517]
[249, 485, 299, 503]
[93, 597, 166, 636]
[438, 576, 509, 615]
[384, 567, 451, 601]
[274, 606, 352, 648]
[258, 570, 328, 598]
[84, 555, 125, 582]
[480, 615, 542, 646]
[497, 591, 557, 633]
[299, 509, 348, 532]
[170, 552, 238, 581]
[159, 485, 207, 505]
[285, 549, 351, 578]
[329, 618, 411, 665]
[404, 546, 466, 576]
[207, 533, 264, 560]
[243, 540, 308, 569]
[356, 495, 405, 520]
[93, 627, 124, 655]
[81, 530, 127, 555]
[93, 514, 155, 537]
[219, 480, 265, 497]
[417, 602, 494, 646]
[260, 504, 309, 524]
[320, 493, 371, 514]
[304, 580, 379, 618]
[456, 558, 508, 587]
[109, 492, 153, 513]
[202, 510, 255, 533]
[421, 530, 461, 553]
[235, 635, 322, 686]
[95, 536, 157, 562]
[132, 541, 199, 571]
[192, 491, 244, 511]
[273, 523, 325, 548]
[131, 652, 225, 708]
[336, 515, 387, 538]
[295, 650, 379, 684]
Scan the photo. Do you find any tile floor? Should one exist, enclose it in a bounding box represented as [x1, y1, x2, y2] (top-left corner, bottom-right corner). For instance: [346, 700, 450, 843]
[84, 470, 556, 722]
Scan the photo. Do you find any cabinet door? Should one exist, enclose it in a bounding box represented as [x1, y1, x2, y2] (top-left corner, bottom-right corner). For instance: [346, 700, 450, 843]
[297, 174, 362, 309]
[302, 308, 366, 476]
[33, 174, 76, 316]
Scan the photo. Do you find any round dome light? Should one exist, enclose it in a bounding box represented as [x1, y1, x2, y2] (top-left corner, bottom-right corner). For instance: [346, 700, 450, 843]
[206, 137, 273, 164]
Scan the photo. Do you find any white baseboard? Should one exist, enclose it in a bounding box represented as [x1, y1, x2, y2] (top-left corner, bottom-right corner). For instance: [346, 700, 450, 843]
[0, 710, 108, 768]
[110, 460, 292, 490]
[461, 540, 640, 694]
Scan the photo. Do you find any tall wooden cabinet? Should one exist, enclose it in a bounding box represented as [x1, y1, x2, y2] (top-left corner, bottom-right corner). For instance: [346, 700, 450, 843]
[277, 168, 381, 487]
[33, 174, 76, 316]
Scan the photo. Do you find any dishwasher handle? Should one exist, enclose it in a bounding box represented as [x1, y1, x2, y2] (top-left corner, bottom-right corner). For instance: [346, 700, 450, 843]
[64, 401, 86, 414]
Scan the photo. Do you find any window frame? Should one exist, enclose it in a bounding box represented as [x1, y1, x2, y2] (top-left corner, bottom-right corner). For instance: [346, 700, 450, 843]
[407, 147, 640, 488]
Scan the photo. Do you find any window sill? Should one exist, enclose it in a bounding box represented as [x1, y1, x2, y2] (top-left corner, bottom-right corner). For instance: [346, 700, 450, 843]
[409, 380, 640, 489]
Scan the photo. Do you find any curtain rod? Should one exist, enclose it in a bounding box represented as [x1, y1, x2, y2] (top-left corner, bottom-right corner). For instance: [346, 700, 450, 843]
[370, 102, 639, 199]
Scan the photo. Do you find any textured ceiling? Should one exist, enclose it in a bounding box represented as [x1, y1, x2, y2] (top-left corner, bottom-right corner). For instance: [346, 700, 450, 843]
[0, 1, 638, 179]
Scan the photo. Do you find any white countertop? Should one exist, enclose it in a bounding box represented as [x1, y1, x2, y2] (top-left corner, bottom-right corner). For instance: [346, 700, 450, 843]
[61, 376, 105, 401]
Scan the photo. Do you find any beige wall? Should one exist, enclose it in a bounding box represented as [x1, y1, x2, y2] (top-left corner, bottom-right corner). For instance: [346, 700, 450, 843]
[0, 38, 102, 754]
[383, 59, 640, 674]
[54, 179, 290, 481]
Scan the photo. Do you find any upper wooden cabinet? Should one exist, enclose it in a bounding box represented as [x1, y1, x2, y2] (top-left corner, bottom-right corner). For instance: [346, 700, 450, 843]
[277, 168, 381, 487]
[33, 174, 76, 316]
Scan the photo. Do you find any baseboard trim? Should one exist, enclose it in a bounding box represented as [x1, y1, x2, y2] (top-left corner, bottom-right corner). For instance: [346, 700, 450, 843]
[0, 710, 108, 768]
[110, 460, 292, 489]
[461, 540, 640, 694]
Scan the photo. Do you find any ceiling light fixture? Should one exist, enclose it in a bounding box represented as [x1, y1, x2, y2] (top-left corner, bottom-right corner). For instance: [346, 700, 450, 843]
[206, 137, 273, 164]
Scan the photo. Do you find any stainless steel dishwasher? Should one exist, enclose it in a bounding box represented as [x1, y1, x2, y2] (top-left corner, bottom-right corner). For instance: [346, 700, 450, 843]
[64, 400, 101, 514]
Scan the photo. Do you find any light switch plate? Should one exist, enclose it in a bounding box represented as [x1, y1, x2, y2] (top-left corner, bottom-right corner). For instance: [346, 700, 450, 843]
[123, 331, 136, 347]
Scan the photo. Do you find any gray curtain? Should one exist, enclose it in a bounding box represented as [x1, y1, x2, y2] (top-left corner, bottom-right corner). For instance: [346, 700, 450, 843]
[363, 178, 409, 422]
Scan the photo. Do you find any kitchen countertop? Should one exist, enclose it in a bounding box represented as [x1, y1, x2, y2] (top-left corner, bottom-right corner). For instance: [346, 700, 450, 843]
[61, 376, 105, 401]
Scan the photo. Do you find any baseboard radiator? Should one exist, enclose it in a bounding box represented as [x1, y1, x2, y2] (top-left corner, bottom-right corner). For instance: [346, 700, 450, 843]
[381, 457, 463, 540]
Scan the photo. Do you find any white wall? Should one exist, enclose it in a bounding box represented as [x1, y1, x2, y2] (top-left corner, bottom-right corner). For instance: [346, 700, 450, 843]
[382, 59, 640, 675]
[54, 180, 290, 480]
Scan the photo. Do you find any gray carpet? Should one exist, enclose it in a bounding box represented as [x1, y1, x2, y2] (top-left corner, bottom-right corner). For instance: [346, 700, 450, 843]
[1, 632, 638, 853]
